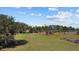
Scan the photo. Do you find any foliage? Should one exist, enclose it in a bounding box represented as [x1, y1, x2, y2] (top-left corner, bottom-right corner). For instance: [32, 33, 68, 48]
[0, 14, 30, 34]
[29, 25, 76, 33]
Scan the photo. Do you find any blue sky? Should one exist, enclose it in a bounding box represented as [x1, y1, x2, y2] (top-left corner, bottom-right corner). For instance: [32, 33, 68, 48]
[0, 7, 79, 27]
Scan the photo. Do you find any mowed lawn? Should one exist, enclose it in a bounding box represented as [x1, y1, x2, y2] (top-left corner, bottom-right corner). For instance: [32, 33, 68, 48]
[2, 33, 79, 51]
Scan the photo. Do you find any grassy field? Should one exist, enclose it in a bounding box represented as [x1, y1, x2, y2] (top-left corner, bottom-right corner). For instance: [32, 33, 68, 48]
[2, 33, 79, 51]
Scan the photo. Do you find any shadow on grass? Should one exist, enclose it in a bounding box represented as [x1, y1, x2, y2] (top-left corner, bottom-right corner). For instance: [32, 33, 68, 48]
[0, 39, 28, 50]
[15, 39, 28, 46]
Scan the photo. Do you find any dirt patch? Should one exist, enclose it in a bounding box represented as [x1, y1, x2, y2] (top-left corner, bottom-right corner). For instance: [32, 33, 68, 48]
[64, 38, 79, 44]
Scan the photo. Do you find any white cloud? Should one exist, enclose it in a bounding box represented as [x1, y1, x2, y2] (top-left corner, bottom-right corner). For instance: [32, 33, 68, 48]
[46, 11, 79, 27]
[46, 11, 73, 21]
[48, 7, 58, 11]
[30, 13, 42, 16]
[30, 13, 35, 16]
[74, 22, 79, 24]
[74, 13, 79, 18]
[15, 7, 21, 9]
[46, 16, 53, 19]
[38, 13, 42, 16]
[76, 9, 79, 13]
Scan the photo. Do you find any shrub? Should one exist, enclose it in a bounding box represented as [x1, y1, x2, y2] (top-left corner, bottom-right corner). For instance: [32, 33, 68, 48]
[0, 46, 3, 49]
[0, 34, 15, 48]
[0, 35, 5, 41]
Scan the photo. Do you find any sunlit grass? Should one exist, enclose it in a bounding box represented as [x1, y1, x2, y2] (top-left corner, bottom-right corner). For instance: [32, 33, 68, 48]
[2, 33, 79, 51]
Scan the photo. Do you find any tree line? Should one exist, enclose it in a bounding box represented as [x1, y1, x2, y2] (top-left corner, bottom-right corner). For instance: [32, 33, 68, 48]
[0, 14, 79, 34]
[29, 25, 77, 33]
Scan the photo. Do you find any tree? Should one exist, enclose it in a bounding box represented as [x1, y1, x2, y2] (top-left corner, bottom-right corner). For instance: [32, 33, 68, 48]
[0, 14, 14, 34]
[0, 14, 30, 48]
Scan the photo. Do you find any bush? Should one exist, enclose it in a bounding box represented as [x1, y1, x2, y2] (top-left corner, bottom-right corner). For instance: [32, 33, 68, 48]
[0, 46, 3, 49]
[0, 35, 5, 41]
[0, 35, 5, 48]
[0, 34, 16, 48]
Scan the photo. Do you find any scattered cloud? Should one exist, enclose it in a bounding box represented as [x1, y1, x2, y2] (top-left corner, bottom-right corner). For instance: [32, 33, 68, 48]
[48, 7, 58, 11]
[15, 7, 21, 9]
[30, 13, 35, 16]
[46, 11, 73, 21]
[46, 10, 79, 27]
[30, 13, 42, 16]
[38, 13, 42, 16]
[75, 13, 79, 18]
[76, 9, 79, 13]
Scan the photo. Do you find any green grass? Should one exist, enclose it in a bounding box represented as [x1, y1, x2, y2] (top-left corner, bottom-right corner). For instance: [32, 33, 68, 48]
[2, 33, 79, 51]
